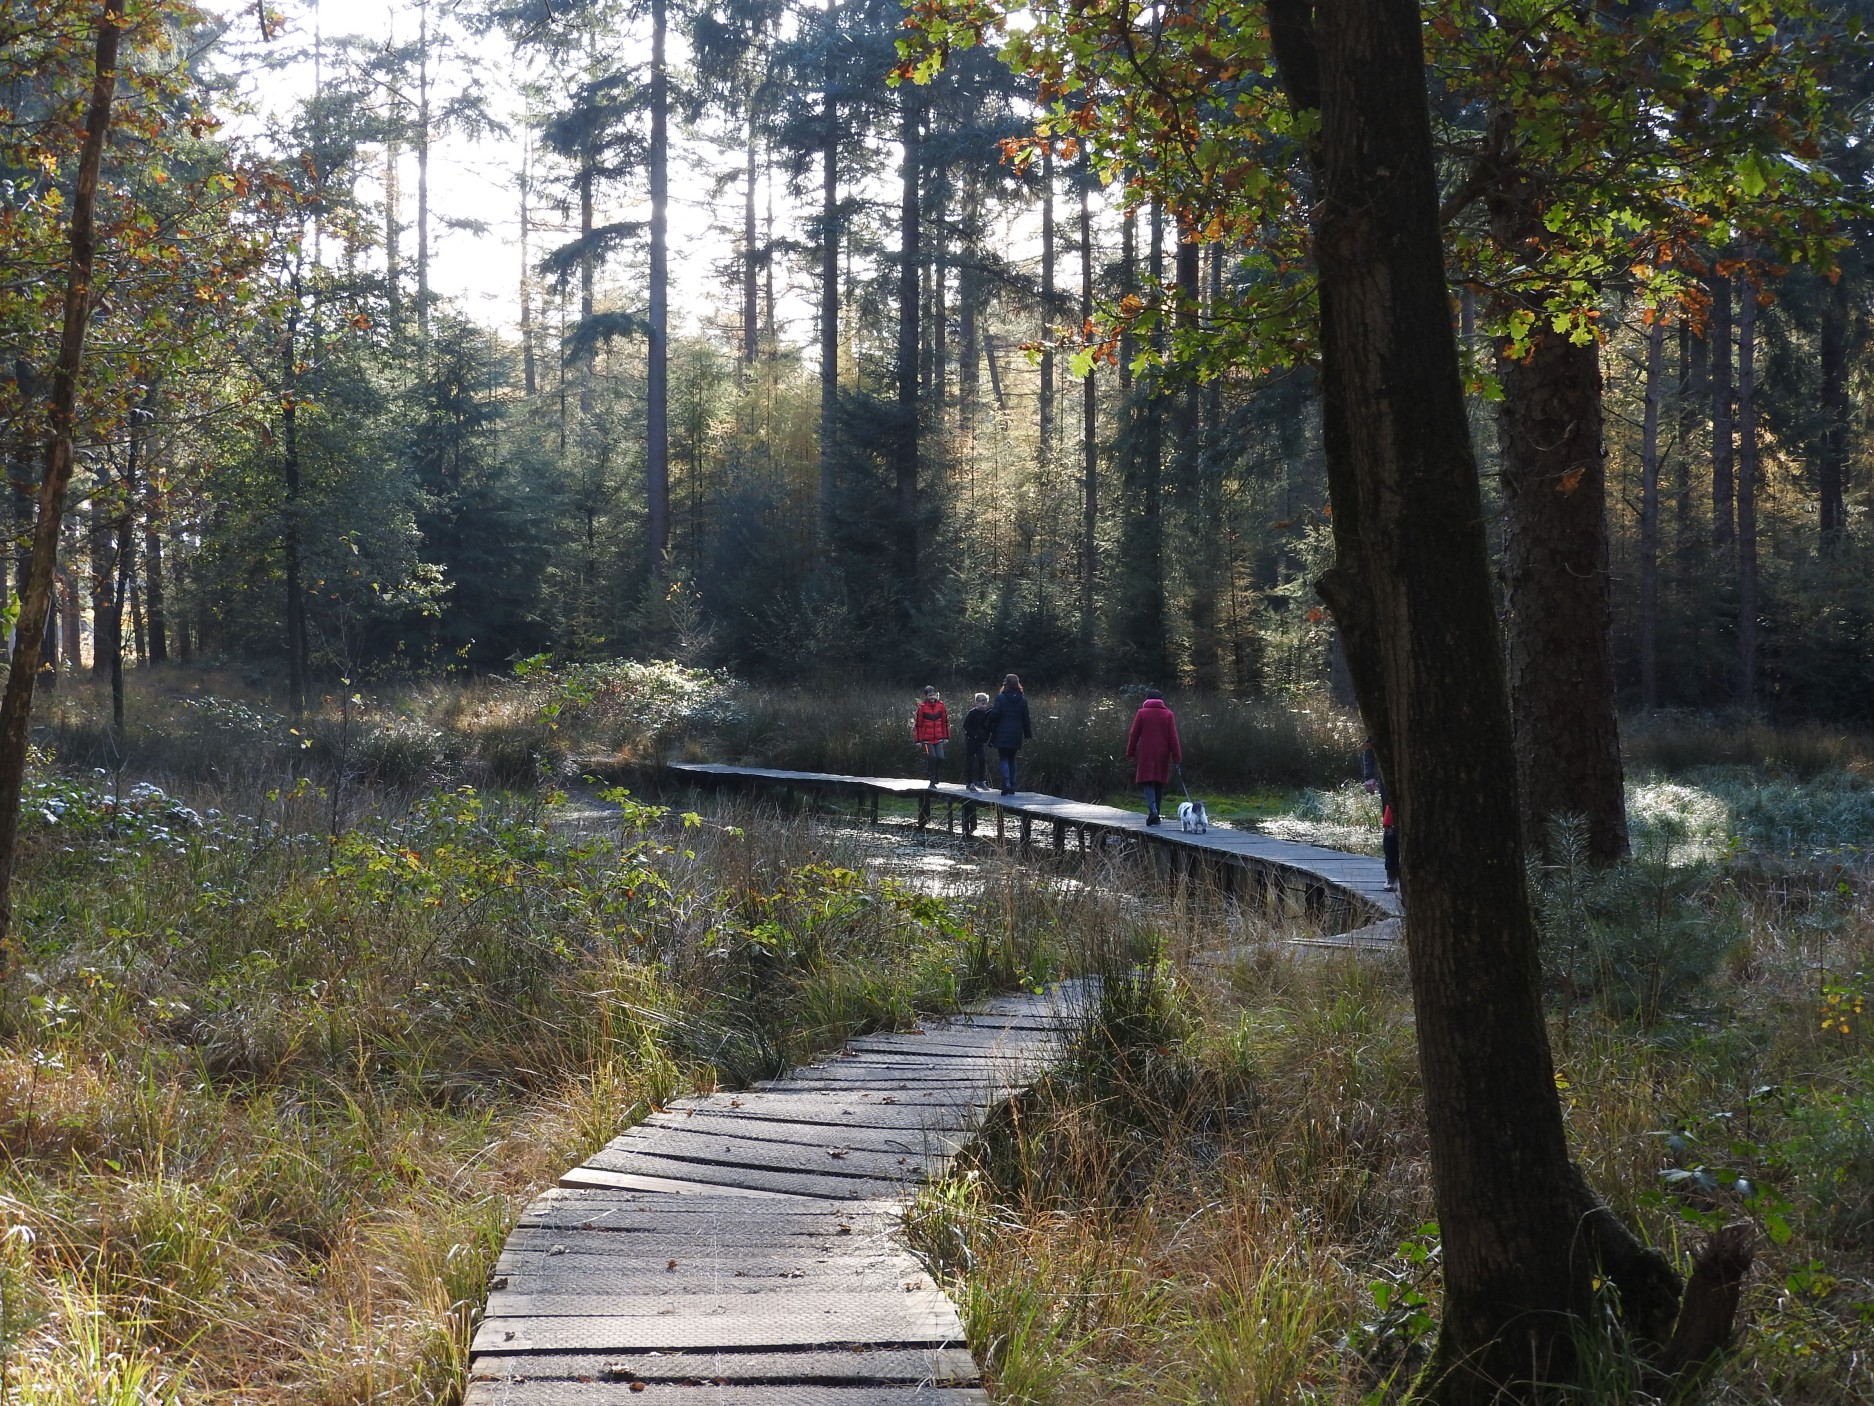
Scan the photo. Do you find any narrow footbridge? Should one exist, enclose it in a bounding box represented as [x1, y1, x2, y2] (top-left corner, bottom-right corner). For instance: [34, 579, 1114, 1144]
[668, 761, 1402, 930]
[464, 769, 1399, 1402]
[466, 986, 1087, 1404]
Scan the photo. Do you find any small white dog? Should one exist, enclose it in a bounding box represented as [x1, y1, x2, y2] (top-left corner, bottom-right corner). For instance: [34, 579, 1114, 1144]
[1178, 799, 1209, 834]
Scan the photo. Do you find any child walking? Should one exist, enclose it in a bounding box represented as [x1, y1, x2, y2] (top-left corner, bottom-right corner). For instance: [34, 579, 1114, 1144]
[962, 692, 993, 791]
[914, 686, 951, 787]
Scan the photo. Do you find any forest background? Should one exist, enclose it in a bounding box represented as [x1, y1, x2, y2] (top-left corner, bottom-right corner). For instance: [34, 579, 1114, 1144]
[10, 0, 1874, 714]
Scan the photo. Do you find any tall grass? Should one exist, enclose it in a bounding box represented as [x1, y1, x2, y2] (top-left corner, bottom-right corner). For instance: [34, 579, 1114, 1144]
[905, 847, 1874, 1404]
[0, 758, 1064, 1402]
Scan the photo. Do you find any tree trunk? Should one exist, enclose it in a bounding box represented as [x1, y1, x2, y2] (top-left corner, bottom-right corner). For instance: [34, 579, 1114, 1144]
[1495, 326, 1628, 862]
[1038, 143, 1055, 464]
[144, 507, 168, 665]
[519, 149, 537, 396]
[385, 131, 401, 332]
[89, 473, 118, 681]
[1676, 321, 1704, 561]
[1266, 2, 1677, 1397]
[896, 86, 921, 595]
[1735, 275, 1757, 706]
[1081, 177, 1097, 653]
[0, 0, 127, 962]
[958, 183, 980, 427]
[416, 0, 432, 346]
[1118, 208, 1135, 397]
[1710, 268, 1733, 549]
[1639, 318, 1663, 710]
[818, 0, 839, 530]
[283, 269, 309, 716]
[743, 109, 760, 369]
[646, 0, 670, 577]
[1819, 269, 1847, 548]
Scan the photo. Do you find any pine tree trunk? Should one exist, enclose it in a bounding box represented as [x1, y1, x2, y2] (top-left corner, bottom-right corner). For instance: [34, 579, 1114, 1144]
[1038, 143, 1055, 463]
[89, 480, 117, 681]
[1639, 319, 1663, 710]
[0, 0, 127, 962]
[1265, 4, 1675, 1396]
[416, 0, 431, 346]
[1819, 270, 1847, 547]
[646, 0, 670, 577]
[385, 131, 401, 332]
[818, 0, 839, 530]
[896, 87, 921, 593]
[743, 111, 760, 369]
[1118, 209, 1135, 397]
[1710, 269, 1733, 549]
[1676, 321, 1704, 560]
[283, 269, 309, 716]
[1735, 276, 1758, 705]
[1081, 178, 1097, 653]
[958, 183, 979, 426]
[519, 151, 537, 397]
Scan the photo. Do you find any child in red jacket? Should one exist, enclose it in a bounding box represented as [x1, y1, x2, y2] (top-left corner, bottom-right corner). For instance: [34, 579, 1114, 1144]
[913, 687, 951, 787]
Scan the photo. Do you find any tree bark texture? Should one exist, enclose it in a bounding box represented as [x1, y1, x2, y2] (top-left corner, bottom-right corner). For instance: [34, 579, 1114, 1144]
[1676, 321, 1704, 560]
[283, 271, 309, 716]
[818, 0, 839, 530]
[646, 0, 670, 577]
[896, 87, 920, 593]
[1081, 178, 1097, 652]
[743, 113, 760, 368]
[1735, 276, 1757, 706]
[0, 0, 127, 961]
[1819, 271, 1847, 546]
[1495, 329, 1628, 863]
[1038, 143, 1055, 464]
[1639, 319, 1663, 711]
[1710, 269, 1733, 549]
[1265, 1, 1661, 1397]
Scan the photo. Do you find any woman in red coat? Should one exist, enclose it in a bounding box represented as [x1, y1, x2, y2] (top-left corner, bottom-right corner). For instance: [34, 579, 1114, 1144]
[913, 686, 951, 787]
[1125, 689, 1181, 826]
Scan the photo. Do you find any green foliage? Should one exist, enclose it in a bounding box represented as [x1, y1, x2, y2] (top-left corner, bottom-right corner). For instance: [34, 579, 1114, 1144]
[1533, 816, 1742, 1024]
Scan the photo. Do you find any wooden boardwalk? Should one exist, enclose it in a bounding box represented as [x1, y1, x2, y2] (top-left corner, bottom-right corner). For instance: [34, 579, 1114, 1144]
[668, 762, 1402, 926]
[466, 986, 1088, 1404]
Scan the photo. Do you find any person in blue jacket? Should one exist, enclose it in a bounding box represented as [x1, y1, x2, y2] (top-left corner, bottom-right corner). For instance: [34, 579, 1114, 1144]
[986, 673, 1033, 795]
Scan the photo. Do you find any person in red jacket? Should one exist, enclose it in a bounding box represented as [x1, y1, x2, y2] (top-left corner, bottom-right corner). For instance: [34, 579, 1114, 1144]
[1125, 689, 1181, 826]
[913, 686, 951, 787]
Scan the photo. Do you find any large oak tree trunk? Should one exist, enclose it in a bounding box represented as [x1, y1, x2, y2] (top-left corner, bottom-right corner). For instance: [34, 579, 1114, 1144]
[1265, 2, 1676, 1398]
[0, 0, 127, 962]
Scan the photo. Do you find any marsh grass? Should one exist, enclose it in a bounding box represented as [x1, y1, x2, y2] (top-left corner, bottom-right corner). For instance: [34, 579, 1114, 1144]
[0, 755, 1061, 1403]
[909, 859, 1874, 1404]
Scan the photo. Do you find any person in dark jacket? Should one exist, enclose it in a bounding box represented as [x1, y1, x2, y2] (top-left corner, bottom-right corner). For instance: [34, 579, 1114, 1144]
[961, 692, 993, 791]
[1125, 689, 1181, 826]
[1361, 735, 1399, 889]
[986, 673, 1032, 794]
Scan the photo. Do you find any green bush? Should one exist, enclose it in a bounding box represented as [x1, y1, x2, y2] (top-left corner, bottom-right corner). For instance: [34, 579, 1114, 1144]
[1533, 817, 1742, 1025]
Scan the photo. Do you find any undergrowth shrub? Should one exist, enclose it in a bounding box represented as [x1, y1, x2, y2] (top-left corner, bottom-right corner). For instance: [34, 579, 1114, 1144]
[1534, 817, 1743, 1025]
[0, 765, 1056, 1402]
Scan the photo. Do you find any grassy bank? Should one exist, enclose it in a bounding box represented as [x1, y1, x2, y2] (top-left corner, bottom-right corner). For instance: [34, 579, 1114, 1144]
[0, 760, 1070, 1402]
[904, 810, 1874, 1404]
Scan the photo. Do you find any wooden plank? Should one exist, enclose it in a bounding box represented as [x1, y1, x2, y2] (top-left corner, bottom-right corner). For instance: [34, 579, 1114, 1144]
[471, 1293, 965, 1353]
[466, 1346, 979, 1386]
[640, 1112, 969, 1157]
[466, 1383, 988, 1406]
[590, 1128, 937, 1182]
[486, 1287, 959, 1322]
[563, 1153, 913, 1200]
[494, 1255, 931, 1293]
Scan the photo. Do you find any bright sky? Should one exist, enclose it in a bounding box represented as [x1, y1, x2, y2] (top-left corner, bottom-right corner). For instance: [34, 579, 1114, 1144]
[218, 0, 777, 341]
